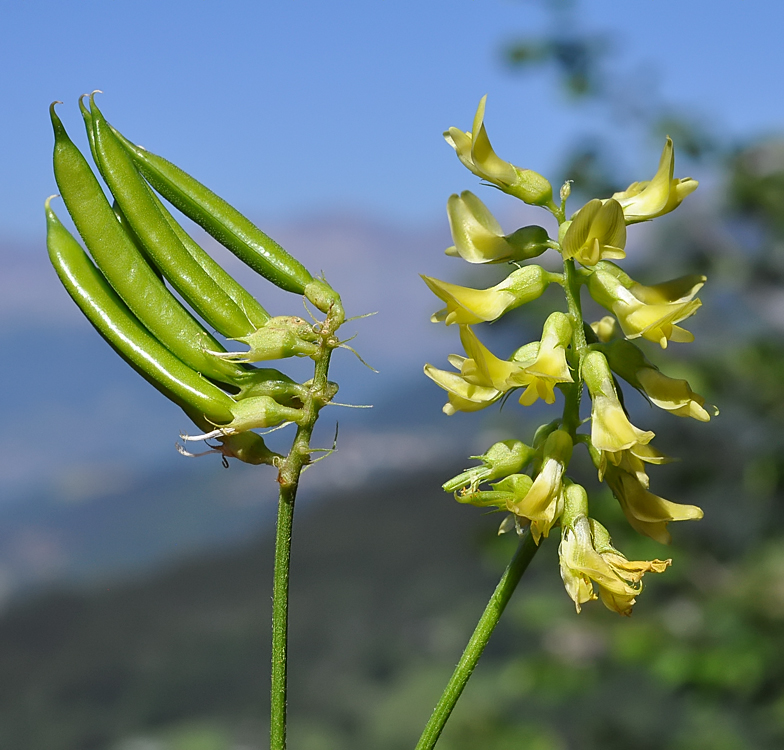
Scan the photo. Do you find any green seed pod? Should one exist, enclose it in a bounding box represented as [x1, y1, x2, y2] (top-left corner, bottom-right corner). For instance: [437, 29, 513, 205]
[105, 113, 343, 319]
[50, 102, 248, 385]
[46, 195, 235, 424]
[89, 96, 258, 340]
[46, 197, 292, 463]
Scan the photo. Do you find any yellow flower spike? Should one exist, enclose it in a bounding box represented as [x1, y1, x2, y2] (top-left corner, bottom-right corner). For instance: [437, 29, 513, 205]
[560, 486, 671, 615]
[445, 192, 551, 264]
[513, 429, 573, 543]
[444, 97, 555, 207]
[611, 137, 699, 224]
[583, 350, 654, 454]
[562, 198, 627, 266]
[588, 263, 703, 348]
[517, 311, 574, 406]
[604, 462, 703, 545]
[422, 265, 557, 326]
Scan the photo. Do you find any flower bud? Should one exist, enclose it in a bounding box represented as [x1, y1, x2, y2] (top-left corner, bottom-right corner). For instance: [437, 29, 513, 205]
[591, 316, 617, 342]
[444, 439, 535, 494]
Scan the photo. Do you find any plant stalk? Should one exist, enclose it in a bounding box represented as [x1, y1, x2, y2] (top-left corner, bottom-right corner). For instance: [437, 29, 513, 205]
[269, 305, 341, 750]
[414, 531, 540, 750]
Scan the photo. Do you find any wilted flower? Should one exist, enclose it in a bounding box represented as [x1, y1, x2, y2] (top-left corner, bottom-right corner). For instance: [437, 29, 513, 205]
[611, 137, 698, 224]
[559, 485, 671, 615]
[422, 265, 557, 326]
[444, 96, 555, 206]
[445, 191, 551, 263]
[604, 462, 703, 544]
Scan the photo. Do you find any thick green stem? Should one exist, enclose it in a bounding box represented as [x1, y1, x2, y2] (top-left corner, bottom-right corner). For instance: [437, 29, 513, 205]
[269, 306, 341, 750]
[414, 532, 540, 750]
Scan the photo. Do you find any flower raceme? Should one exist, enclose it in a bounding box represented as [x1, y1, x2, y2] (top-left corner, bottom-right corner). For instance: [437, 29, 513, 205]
[425, 99, 711, 616]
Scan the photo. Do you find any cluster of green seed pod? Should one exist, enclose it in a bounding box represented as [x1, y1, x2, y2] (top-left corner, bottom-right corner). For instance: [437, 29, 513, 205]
[47, 94, 344, 465]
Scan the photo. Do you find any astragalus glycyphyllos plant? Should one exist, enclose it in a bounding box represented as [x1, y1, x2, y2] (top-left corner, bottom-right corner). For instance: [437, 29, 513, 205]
[47, 94, 349, 750]
[416, 95, 713, 749]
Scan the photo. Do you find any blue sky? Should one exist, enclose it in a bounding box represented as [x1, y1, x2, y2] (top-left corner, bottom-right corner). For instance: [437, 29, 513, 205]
[0, 0, 782, 592]
[2, 0, 784, 244]
[1, 0, 783, 513]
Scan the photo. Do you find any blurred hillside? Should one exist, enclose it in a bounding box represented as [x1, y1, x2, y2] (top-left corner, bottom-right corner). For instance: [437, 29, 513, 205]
[3, 136, 784, 748]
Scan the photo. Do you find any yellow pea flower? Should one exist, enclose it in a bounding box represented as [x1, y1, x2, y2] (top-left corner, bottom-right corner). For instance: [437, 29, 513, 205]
[583, 350, 654, 454]
[598, 338, 712, 421]
[588, 263, 703, 348]
[515, 429, 573, 543]
[423, 361, 502, 415]
[444, 96, 555, 206]
[611, 137, 698, 224]
[636, 367, 711, 421]
[562, 198, 627, 266]
[598, 441, 671, 486]
[517, 312, 574, 406]
[445, 191, 551, 264]
[422, 265, 557, 326]
[559, 489, 671, 615]
[590, 316, 617, 342]
[604, 462, 703, 545]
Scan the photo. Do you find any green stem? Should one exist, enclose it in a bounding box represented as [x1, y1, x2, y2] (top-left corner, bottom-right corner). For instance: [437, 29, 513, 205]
[269, 305, 341, 750]
[270, 483, 295, 750]
[561, 258, 586, 437]
[414, 532, 540, 750]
